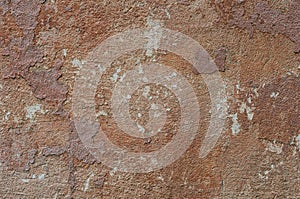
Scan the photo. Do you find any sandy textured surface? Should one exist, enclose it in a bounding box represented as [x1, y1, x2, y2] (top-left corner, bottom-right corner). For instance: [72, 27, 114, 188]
[0, 0, 299, 198]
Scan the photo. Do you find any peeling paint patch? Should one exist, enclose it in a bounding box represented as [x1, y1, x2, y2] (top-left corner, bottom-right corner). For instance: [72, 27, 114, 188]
[215, 1, 300, 53]
[2, 0, 43, 78]
[214, 47, 227, 72]
[254, 75, 299, 143]
[42, 146, 66, 156]
[25, 64, 68, 107]
[24, 149, 38, 171]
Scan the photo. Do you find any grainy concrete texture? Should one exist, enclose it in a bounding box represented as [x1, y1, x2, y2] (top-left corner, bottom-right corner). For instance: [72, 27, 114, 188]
[0, 0, 299, 198]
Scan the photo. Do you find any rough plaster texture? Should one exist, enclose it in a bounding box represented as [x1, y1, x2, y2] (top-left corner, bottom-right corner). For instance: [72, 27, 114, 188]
[0, 0, 299, 198]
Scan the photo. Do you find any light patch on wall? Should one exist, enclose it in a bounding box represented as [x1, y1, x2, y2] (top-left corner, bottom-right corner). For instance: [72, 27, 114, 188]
[231, 113, 240, 135]
[110, 68, 122, 83]
[96, 110, 108, 117]
[239, 102, 255, 121]
[4, 111, 10, 121]
[270, 92, 279, 98]
[144, 16, 163, 57]
[83, 172, 94, 192]
[165, 9, 171, 19]
[72, 58, 86, 68]
[21, 179, 30, 183]
[142, 85, 150, 98]
[25, 104, 45, 121]
[235, 82, 245, 94]
[296, 134, 300, 150]
[62, 49, 67, 57]
[38, 174, 46, 180]
[266, 141, 283, 154]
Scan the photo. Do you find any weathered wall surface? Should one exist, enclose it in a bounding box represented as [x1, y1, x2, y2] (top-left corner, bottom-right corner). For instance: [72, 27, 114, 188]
[0, 0, 299, 198]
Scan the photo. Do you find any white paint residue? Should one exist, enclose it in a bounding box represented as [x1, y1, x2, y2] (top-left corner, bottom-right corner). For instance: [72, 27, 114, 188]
[164, 90, 169, 97]
[151, 104, 159, 110]
[246, 106, 254, 121]
[138, 64, 144, 74]
[72, 58, 84, 68]
[171, 84, 177, 89]
[84, 172, 94, 192]
[38, 174, 46, 180]
[119, 74, 126, 82]
[239, 102, 247, 113]
[144, 17, 163, 57]
[247, 97, 252, 104]
[109, 167, 117, 176]
[110, 68, 121, 82]
[4, 111, 10, 120]
[151, 104, 162, 118]
[96, 110, 107, 117]
[62, 49, 67, 57]
[22, 179, 30, 183]
[53, 192, 58, 199]
[165, 9, 171, 19]
[296, 134, 300, 150]
[137, 124, 145, 134]
[239, 102, 254, 121]
[97, 64, 105, 73]
[166, 72, 177, 81]
[126, 94, 131, 100]
[253, 88, 259, 97]
[25, 104, 45, 121]
[258, 163, 277, 180]
[236, 82, 245, 93]
[142, 77, 148, 83]
[110, 73, 119, 82]
[142, 86, 150, 98]
[266, 141, 283, 154]
[231, 113, 240, 135]
[158, 175, 164, 181]
[270, 92, 279, 98]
